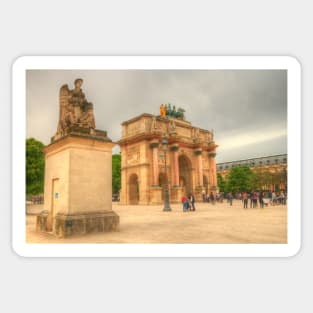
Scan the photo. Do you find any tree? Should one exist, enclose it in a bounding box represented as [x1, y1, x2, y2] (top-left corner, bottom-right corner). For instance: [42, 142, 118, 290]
[112, 154, 121, 194]
[26, 138, 45, 195]
[225, 166, 255, 193]
[217, 173, 226, 192]
[248, 171, 260, 191]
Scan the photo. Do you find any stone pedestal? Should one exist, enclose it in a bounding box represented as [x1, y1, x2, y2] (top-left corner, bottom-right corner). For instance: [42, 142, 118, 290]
[38, 131, 119, 237]
[150, 186, 162, 204]
[195, 186, 206, 202]
[170, 186, 183, 203]
[54, 211, 119, 238]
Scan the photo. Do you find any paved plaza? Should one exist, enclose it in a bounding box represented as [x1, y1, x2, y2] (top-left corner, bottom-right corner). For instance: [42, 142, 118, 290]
[26, 200, 287, 244]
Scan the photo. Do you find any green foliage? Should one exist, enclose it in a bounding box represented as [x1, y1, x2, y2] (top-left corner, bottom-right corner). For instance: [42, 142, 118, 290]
[253, 168, 273, 190]
[225, 166, 255, 193]
[217, 173, 226, 192]
[248, 171, 260, 191]
[112, 154, 121, 194]
[26, 138, 45, 195]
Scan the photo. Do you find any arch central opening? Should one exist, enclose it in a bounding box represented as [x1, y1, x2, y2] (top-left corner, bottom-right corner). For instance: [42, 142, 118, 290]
[128, 173, 139, 204]
[179, 155, 192, 196]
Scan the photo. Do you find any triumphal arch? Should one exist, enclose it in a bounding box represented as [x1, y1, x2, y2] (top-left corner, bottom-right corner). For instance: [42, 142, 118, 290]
[118, 104, 218, 205]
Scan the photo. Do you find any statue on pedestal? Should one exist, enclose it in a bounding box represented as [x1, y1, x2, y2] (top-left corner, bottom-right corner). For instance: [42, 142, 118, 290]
[159, 104, 166, 117]
[39, 79, 118, 238]
[56, 79, 96, 138]
[160, 103, 185, 120]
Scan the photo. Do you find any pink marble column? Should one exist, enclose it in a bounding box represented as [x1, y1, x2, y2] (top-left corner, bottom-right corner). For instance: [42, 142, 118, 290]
[173, 149, 179, 186]
[209, 152, 217, 186]
[150, 142, 159, 185]
[195, 149, 203, 186]
[212, 157, 217, 186]
[170, 144, 179, 186]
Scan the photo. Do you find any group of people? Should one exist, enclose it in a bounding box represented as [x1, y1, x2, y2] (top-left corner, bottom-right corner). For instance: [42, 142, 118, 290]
[236, 190, 287, 208]
[269, 191, 287, 205]
[181, 193, 196, 212]
[202, 191, 218, 204]
[181, 190, 287, 211]
[241, 192, 264, 208]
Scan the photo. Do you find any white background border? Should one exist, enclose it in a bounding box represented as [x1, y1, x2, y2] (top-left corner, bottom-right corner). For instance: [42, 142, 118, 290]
[12, 56, 301, 257]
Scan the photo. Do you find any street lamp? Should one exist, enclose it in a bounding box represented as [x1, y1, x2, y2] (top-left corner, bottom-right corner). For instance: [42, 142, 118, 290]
[161, 136, 172, 212]
[282, 167, 287, 192]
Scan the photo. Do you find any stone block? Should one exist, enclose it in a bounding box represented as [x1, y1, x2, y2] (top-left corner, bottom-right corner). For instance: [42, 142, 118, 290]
[170, 186, 183, 203]
[42, 134, 119, 236]
[36, 210, 49, 232]
[150, 186, 162, 204]
[53, 211, 119, 238]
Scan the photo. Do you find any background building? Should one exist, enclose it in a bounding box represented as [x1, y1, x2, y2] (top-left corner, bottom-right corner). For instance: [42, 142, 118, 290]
[217, 154, 287, 192]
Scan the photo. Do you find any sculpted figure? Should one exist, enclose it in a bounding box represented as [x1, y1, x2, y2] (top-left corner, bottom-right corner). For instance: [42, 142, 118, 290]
[177, 107, 185, 120]
[151, 116, 157, 130]
[160, 104, 166, 117]
[167, 103, 173, 116]
[165, 104, 169, 116]
[170, 119, 176, 131]
[79, 102, 96, 128]
[56, 79, 96, 136]
[172, 105, 179, 118]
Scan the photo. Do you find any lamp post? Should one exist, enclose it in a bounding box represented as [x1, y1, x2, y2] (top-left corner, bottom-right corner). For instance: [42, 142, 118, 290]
[162, 136, 172, 212]
[282, 167, 287, 192]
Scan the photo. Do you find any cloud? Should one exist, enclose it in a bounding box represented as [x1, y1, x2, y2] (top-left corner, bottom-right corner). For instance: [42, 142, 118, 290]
[26, 69, 287, 162]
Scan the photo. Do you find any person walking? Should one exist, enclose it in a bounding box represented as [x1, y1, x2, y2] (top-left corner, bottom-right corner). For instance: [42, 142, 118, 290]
[181, 194, 189, 212]
[252, 192, 258, 208]
[243, 192, 248, 209]
[202, 191, 206, 203]
[280, 191, 286, 205]
[249, 192, 253, 208]
[271, 191, 276, 205]
[189, 193, 196, 211]
[259, 191, 264, 209]
[228, 192, 233, 206]
[209, 192, 215, 205]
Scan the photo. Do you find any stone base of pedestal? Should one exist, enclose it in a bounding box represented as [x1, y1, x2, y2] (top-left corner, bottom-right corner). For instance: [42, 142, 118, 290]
[37, 210, 119, 238]
[150, 186, 162, 204]
[36, 210, 49, 232]
[195, 186, 206, 202]
[210, 185, 218, 194]
[170, 186, 183, 203]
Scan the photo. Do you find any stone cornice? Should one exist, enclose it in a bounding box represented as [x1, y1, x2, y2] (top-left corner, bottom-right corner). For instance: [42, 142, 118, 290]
[121, 163, 150, 170]
[44, 134, 115, 156]
[118, 114, 218, 152]
[121, 113, 154, 125]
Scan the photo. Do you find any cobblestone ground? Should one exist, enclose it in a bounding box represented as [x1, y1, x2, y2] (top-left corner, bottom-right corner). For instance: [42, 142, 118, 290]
[26, 200, 287, 243]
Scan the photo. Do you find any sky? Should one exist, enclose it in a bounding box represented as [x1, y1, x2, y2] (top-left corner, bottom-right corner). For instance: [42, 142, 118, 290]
[26, 70, 287, 163]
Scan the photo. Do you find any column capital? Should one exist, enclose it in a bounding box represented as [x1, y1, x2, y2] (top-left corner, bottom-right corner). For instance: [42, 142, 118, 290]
[150, 141, 159, 148]
[170, 143, 179, 151]
[194, 148, 202, 155]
